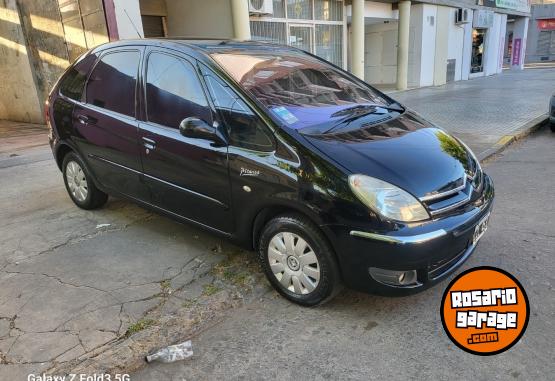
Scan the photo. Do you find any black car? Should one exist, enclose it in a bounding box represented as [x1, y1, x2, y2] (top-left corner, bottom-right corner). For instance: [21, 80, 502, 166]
[46, 39, 494, 306]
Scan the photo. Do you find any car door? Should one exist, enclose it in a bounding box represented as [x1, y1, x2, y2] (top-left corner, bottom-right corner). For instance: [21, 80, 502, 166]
[73, 48, 149, 201]
[138, 49, 232, 233]
[200, 67, 282, 231]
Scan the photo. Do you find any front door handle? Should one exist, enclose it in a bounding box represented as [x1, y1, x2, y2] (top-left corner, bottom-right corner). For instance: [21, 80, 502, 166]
[77, 114, 97, 125]
[142, 137, 156, 150]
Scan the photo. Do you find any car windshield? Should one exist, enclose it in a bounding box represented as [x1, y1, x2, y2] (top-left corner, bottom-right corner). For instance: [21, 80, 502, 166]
[211, 50, 398, 133]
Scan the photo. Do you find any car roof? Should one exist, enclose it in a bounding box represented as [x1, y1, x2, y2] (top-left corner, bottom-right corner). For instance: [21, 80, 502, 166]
[88, 38, 300, 62]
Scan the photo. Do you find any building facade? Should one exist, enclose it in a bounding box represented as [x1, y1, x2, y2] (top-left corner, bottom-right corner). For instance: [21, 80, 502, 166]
[0, 0, 532, 123]
[526, 0, 555, 63]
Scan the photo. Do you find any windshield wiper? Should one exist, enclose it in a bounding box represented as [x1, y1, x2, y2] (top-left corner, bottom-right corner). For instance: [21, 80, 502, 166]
[330, 103, 404, 118]
[324, 103, 404, 134]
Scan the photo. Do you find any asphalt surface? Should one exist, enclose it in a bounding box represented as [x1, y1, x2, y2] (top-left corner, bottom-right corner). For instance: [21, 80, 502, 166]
[134, 127, 555, 380]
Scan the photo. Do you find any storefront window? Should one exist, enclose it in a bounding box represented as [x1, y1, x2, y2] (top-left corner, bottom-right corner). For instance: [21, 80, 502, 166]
[289, 25, 313, 52]
[471, 28, 487, 74]
[537, 31, 555, 55]
[250, 21, 287, 44]
[315, 24, 342, 67]
[272, 0, 286, 18]
[287, 0, 313, 20]
[250, 0, 344, 68]
[314, 0, 342, 21]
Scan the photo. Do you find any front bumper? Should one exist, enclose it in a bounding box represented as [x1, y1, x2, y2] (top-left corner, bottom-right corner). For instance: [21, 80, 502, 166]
[325, 174, 494, 295]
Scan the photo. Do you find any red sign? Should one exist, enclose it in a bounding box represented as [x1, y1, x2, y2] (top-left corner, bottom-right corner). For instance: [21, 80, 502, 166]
[512, 38, 522, 66]
[538, 19, 555, 31]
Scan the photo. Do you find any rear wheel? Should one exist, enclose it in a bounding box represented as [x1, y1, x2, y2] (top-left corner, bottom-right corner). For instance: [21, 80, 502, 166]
[550, 121, 555, 133]
[62, 152, 108, 209]
[258, 214, 341, 306]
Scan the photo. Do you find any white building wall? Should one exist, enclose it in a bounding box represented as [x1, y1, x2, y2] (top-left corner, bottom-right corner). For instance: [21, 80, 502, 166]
[408, 5, 423, 88]
[408, 4, 437, 88]
[511, 17, 529, 70]
[363, 1, 396, 19]
[484, 13, 503, 76]
[446, 8, 465, 82]
[434, 6, 450, 86]
[165, 0, 234, 38]
[497, 14, 507, 73]
[113, 0, 144, 39]
[461, 9, 474, 81]
[420, 5, 437, 87]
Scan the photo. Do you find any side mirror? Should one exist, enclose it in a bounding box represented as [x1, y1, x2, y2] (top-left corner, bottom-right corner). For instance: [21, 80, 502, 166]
[179, 117, 227, 146]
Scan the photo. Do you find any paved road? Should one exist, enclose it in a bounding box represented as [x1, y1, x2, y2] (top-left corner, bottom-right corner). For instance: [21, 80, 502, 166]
[0, 125, 237, 379]
[135, 128, 555, 380]
[392, 68, 555, 157]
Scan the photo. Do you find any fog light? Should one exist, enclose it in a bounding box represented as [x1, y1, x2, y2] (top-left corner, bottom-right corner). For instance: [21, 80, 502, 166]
[369, 268, 420, 288]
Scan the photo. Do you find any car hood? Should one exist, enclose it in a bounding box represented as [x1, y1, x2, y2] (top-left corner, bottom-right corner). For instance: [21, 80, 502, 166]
[301, 111, 476, 199]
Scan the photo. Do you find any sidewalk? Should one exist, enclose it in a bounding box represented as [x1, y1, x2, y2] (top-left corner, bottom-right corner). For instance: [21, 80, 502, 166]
[389, 68, 555, 159]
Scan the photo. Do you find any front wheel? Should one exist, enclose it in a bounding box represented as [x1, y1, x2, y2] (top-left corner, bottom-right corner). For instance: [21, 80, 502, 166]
[550, 121, 555, 133]
[258, 215, 341, 306]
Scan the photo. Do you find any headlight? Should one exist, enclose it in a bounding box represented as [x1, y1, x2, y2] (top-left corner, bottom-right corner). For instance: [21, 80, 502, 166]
[348, 175, 430, 222]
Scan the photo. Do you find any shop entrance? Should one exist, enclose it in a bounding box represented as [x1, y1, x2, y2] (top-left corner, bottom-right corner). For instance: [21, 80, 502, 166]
[471, 28, 487, 74]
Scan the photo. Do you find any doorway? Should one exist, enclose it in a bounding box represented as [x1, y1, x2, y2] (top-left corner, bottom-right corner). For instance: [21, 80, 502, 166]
[471, 28, 487, 74]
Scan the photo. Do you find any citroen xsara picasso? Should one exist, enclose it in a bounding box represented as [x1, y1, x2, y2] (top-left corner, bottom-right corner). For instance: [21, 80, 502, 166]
[47, 40, 494, 305]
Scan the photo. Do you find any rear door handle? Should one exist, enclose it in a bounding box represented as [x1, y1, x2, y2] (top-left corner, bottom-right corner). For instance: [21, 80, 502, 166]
[142, 137, 156, 150]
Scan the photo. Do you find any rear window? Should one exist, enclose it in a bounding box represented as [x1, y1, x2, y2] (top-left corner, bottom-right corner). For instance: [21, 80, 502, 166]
[211, 51, 392, 131]
[59, 53, 98, 101]
[85, 50, 140, 118]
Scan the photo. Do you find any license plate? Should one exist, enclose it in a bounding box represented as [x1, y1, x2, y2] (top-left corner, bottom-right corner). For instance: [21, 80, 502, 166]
[472, 213, 490, 245]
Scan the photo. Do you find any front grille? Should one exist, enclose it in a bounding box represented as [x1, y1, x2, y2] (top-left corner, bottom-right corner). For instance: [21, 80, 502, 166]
[420, 168, 482, 217]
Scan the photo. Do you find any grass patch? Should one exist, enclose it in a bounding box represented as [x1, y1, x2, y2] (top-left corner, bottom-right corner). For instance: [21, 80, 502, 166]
[160, 279, 171, 294]
[182, 299, 198, 308]
[231, 272, 250, 287]
[125, 318, 156, 337]
[202, 284, 221, 296]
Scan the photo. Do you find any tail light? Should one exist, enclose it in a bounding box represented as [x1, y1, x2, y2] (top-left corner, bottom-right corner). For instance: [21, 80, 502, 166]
[44, 101, 53, 139]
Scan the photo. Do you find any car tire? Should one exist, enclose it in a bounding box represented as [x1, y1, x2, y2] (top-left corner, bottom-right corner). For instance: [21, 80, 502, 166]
[258, 214, 342, 306]
[550, 121, 555, 133]
[62, 152, 108, 210]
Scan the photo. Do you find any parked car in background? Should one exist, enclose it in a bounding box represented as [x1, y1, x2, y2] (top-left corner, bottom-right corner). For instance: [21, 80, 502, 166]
[550, 93, 555, 132]
[46, 39, 494, 306]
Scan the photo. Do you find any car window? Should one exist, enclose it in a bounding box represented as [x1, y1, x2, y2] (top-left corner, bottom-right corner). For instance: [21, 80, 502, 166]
[85, 50, 139, 117]
[146, 52, 211, 128]
[211, 51, 394, 133]
[204, 74, 274, 152]
[59, 53, 98, 101]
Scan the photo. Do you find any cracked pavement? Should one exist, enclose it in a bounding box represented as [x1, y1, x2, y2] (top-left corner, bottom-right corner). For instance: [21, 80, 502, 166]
[0, 123, 245, 379]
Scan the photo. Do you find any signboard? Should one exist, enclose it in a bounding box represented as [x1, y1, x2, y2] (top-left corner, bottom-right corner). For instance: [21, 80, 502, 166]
[495, 0, 530, 13]
[512, 38, 522, 66]
[480, 0, 530, 13]
[538, 19, 555, 31]
[473, 10, 495, 28]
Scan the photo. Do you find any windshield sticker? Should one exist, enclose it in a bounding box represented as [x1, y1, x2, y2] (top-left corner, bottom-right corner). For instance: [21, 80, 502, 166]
[272, 106, 298, 125]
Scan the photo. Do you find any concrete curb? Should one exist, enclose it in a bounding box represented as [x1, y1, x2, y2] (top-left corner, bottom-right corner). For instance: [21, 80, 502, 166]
[478, 114, 549, 162]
